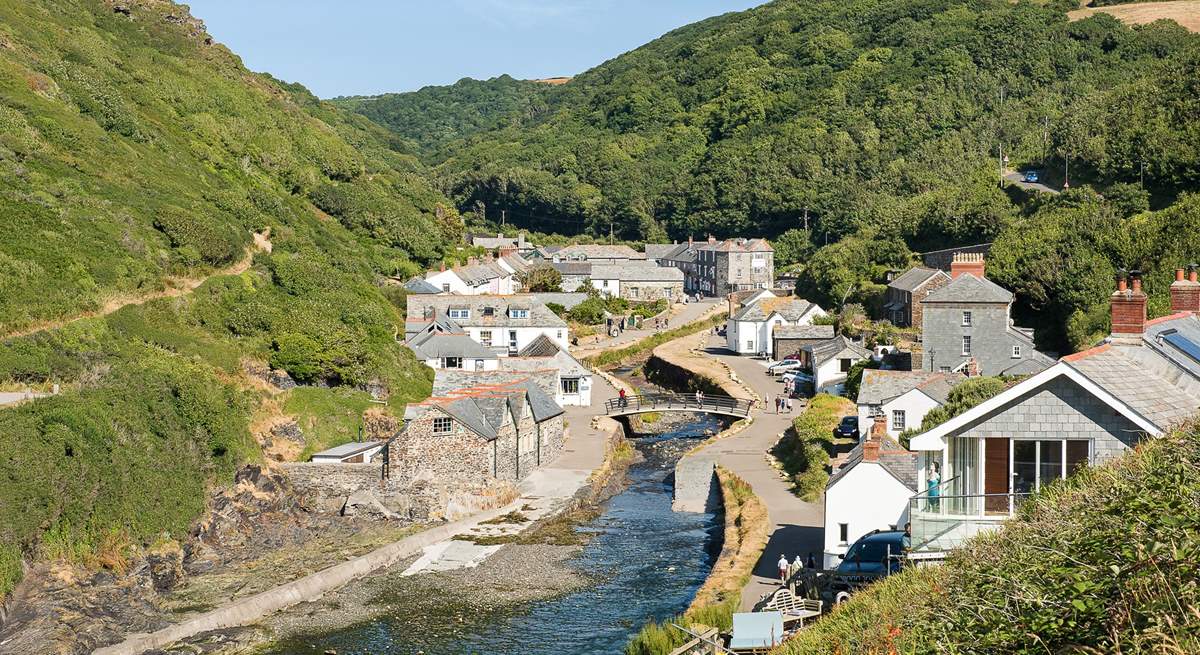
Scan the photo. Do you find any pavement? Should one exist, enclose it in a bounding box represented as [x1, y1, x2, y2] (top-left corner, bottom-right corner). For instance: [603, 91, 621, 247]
[686, 335, 826, 610]
[571, 297, 724, 358]
[1003, 171, 1060, 195]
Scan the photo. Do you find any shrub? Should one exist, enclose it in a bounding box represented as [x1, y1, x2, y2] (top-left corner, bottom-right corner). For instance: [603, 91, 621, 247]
[270, 333, 325, 383]
[772, 394, 855, 501]
[568, 297, 609, 325]
[153, 206, 246, 266]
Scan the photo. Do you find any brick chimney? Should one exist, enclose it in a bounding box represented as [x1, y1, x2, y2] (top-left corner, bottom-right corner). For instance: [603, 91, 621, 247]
[1111, 270, 1147, 338]
[871, 413, 887, 439]
[950, 252, 986, 279]
[1170, 265, 1200, 314]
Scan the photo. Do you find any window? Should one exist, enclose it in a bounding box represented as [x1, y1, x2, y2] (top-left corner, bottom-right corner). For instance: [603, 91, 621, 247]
[448, 308, 470, 319]
[962, 311, 972, 327]
[479, 330, 492, 347]
[556, 330, 563, 340]
[939, 366, 951, 373]
[962, 335, 972, 356]
[1012, 345, 1022, 358]
[483, 306, 495, 317]
[443, 357, 463, 369]
[474, 359, 485, 370]
[432, 417, 452, 434]
[509, 308, 529, 319]
[629, 286, 639, 298]
[838, 523, 849, 544]
[892, 409, 906, 431]
[746, 340, 754, 352]
[561, 378, 580, 395]
[441, 283, 450, 292]
[840, 358, 852, 372]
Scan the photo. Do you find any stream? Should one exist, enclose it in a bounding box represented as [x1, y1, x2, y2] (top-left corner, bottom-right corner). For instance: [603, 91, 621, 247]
[265, 413, 725, 655]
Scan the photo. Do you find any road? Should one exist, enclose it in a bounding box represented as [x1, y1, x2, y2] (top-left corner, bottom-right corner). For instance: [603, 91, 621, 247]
[1003, 171, 1059, 195]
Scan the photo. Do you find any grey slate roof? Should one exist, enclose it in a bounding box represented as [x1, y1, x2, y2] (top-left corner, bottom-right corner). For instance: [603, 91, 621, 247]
[803, 336, 871, 368]
[518, 334, 563, 358]
[773, 324, 835, 340]
[404, 277, 443, 294]
[1066, 342, 1200, 430]
[550, 244, 644, 260]
[922, 273, 1013, 304]
[310, 441, 382, 459]
[857, 370, 959, 406]
[406, 295, 567, 329]
[417, 372, 564, 440]
[591, 264, 683, 282]
[551, 262, 592, 276]
[453, 261, 510, 286]
[888, 267, 948, 292]
[826, 436, 919, 491]
[732, 297, 816, 322]
[406, 331, 497, 361]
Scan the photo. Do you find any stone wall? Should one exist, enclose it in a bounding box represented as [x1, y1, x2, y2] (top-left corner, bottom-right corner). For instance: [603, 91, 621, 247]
[390, 411, 493, 487]
[673, 455, 719, 512]
[278, 462, 381, 513]
[623, 280, 684, 302]
[910, 275, 949, 328]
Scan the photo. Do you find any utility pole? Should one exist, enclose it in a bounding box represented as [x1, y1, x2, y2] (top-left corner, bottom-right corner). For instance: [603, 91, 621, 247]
[501, 209, 506, 228]
[609, 222, 613, 245]
[803, 206, 809, 231]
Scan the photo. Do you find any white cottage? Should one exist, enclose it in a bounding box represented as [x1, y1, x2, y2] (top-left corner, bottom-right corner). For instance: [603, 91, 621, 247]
[855, 370, 963, 439]
[499, 335, 594, 407]
[799, 336, 871, 392]
[823, 415, 918, 568]
[726, 297, 826, 357]
[406, 295, 570, 356]
[425, 260, 517, 295]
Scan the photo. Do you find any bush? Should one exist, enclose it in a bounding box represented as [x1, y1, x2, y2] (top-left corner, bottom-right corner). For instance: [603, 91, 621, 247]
[772, 394, 855, 501]
[153, 206, 246, 266]
[568, 297, 609, 325]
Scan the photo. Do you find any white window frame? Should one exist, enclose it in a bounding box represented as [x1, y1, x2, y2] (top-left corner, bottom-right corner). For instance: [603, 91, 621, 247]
[432, 417, 453, 434]
[962, 310, 972, 327]
[509, 308, 529, 319]
[1012, 345, 1022, 358]
[474, 359, 485, 370]
[892, 409, 906, 432]
[441, 283, 450, 292]
[962, 335, 972, 356]
[448, 308, 470, 319]
[443, 356, 463, 369]
[561, 378, 580, 395]
[479, 330, 492, 347]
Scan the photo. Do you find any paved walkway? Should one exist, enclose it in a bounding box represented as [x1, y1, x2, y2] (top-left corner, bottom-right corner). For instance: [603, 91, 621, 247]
[683, 335, 825, 610]
[572, 297, 723, 359]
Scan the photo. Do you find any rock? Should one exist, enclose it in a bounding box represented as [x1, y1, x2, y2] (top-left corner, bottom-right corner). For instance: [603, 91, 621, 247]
[112, 4, 131, 16]
[269, 420, 304, 445]
[341, 491, 400, 520]
[146, 546, 185, 592]
[268, 368, 297, 390]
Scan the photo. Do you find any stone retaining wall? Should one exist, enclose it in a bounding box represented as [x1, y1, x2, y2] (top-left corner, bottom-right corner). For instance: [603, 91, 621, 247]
[278, 462, 381, 513]
[672, 455, 719, 513]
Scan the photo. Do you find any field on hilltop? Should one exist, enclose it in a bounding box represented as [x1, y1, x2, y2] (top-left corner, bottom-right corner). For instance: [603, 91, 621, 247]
[1070, 1, 1200, 32]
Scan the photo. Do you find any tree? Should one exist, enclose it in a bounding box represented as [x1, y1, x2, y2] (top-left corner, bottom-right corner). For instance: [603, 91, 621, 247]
[521, 264, 563, 292]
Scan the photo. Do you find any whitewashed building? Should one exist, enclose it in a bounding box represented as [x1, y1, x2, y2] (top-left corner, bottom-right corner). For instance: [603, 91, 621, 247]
[310, 441, 385, 464]
[798, 336, 871, 392]
[855, 370, 962, 439]
[425, 260, 516, 295]
[499, 335, 594, 406]
[406, 330, 500, 372]
[406, 295, 570, 357]
[726, 297, 826, 356]
[823, 415, 918, 568]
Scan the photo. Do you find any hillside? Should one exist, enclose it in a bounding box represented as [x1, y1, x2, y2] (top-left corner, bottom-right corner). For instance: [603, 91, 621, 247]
[0, 0, 449, 600]
[775, 420, 1200, 654]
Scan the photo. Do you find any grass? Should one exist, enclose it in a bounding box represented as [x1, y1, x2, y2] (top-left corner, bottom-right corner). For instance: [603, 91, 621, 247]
[285, 386, 377, 461]
[584, 312, 726, 368]
[625, 468, 769, 655]
[775, 420, 1200, 654]
[771, 394, 856, 501]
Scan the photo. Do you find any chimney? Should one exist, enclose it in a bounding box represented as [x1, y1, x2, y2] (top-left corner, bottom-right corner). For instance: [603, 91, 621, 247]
[1111, 270, 1147, 338]
[871, 413, 887, 440]
[1171, 265, 1200, 314]
[950, 252, 986, 279]
[439, 261, 446, 272]
[708, 235, 717, 244]
[688, 235, 694, 248]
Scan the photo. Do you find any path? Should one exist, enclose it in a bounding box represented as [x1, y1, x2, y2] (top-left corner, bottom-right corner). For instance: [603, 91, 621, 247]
[673, 334, 825, 610]
[2, 230, 271, 341]
[572, 297, 723, 359]
[1002, 171, 1059, 195]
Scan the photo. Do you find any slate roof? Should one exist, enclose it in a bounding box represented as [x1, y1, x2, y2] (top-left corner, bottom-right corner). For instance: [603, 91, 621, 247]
[500, 254, 531, 274]
[1066, 341, 1200, 429]
[696, 238, 774, 253]
[414, 373, 564, 440]
[406, 295, 567, 329]
[528, 292, 588, 310]
[826, 435, 919, 491]
[403, 277, 443, 294]
[644, 243, 681, 260]
[803, 336, 871, 368]
[406, 331, 497, 361]
[857, 370, 960, 406]
[550, 244, 644, 260]
[518, 334, 563, 358]
[551, 262, 592, 276]
[922, 273, 1013, 304]
[591, 264, 683, 282]
[888, 267, 948, 292]
[451, 261, 510, 286]
[505, 340, 590, 380]
[732, 297, 816, 322]
[310, 441, 382, 460]
[773, 324, 835, 340]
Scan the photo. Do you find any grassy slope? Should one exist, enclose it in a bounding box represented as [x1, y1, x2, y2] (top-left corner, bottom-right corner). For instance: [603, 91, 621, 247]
[773, 394, 857, 501]
[777, 422, 1200, 654]
[0, 0, 446, 598]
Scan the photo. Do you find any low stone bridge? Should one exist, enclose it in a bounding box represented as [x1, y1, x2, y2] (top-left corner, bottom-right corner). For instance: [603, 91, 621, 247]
[604, 392, 752, 419]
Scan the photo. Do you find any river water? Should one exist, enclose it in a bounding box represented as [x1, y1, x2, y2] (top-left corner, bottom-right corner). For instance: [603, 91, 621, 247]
[268, 414, 724, 655]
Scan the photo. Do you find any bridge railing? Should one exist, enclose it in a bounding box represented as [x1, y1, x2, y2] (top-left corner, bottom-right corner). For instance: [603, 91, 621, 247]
[604, 392, 751, 417]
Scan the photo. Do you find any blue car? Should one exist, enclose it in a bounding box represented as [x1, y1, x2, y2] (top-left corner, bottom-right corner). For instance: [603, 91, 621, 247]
[1022, 171, 1040, 183]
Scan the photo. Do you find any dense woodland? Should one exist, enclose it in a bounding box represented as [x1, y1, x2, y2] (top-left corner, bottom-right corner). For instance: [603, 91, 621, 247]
[343, 0, 1200, 352]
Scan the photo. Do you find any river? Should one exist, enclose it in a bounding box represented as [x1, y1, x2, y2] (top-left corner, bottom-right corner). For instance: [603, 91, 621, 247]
[264, 413, 725, 655]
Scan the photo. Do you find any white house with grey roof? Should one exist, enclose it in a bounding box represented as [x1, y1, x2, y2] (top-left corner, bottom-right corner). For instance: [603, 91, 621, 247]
[406, 295, 569, 357]
[906, 269, 1200, 557]
[406, 330, 500, 372]
[799, 336, 871, 392]
[498, 335, 593, 406]
[424, 259, 516, 295]
[823, 415, 919, 568]
[726, 297, 826, 356]
[856, 370, 963, 439]
[920, 253, 1053, 376]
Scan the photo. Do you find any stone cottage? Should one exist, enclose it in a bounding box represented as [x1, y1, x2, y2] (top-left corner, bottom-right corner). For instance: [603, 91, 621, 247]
[884, 267, 950, 328]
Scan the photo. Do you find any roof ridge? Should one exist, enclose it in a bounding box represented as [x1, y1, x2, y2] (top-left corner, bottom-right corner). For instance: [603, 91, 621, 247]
[1061, 343, 1111, 363]
[1146, 311, 1193, 327]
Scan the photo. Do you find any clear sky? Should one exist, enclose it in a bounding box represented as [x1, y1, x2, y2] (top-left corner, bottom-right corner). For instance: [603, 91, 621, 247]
[185, 1, 763, 98]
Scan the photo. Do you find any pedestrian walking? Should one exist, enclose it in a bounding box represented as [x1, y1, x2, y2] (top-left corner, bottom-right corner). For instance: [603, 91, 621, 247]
[807, 552, 816, 569]
[618, 387, 627, 408]
[792, 554, 804, 576]
[777, 553, 789, 584]
[786, 397, 793, 412]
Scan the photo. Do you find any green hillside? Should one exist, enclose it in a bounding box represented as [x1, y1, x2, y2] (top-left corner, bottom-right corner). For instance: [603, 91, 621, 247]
[776, 420, 1200, 654]
[346, 0, 1200, 353]
[0, 0, 449, 597]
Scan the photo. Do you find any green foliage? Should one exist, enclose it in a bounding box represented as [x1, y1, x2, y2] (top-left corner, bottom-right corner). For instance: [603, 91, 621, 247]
[902, 376, 1008, 446]
[844, 358, 880, 401]
[285, 387, 376, 460]
[781, 423, 1200, 654]
[585, 312, 727, 369]
[520, 263, 562, 292]
[773, 394, 855, 501]
[567, 297, 609, 325]
[0, 543, 21, 599]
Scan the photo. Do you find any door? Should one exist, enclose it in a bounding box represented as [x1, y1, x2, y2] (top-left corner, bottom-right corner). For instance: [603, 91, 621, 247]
[983, 438, 1009, 514]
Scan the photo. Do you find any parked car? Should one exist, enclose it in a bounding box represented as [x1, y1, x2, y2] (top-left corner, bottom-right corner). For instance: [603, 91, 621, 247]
[768, 360, 803, 375]
[781, 370, 813, 384]
[1022, 170, 1040, 183]
[826, 529, 908, 604]
[832, 416, 859, 439]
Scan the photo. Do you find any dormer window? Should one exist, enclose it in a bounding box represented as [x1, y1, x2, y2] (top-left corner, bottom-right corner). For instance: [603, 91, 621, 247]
[509, 308, 529, 319]
[448, 308, 470, 319]
[483, 306, 495, 317]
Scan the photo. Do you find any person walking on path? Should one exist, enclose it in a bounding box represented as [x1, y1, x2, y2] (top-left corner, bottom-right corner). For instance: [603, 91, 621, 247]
[618, 387, 627, 408]
[777, 554, 789, 584]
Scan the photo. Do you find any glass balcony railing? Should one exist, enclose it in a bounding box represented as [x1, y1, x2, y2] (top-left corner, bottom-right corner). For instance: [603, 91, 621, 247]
[908, 485, 1029, 554]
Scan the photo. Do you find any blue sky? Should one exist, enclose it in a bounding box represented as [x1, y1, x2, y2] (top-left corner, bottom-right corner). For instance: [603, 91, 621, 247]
[186, 1, 763, 98]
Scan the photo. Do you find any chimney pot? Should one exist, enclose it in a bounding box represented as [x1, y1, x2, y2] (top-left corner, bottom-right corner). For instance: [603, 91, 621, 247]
[1130, 270, 1143, 293]
[1190, 263, 1198, 284]
[950, 252, 986, 280]
[1172, 265, 1200, 314]
[1176, 268, 1186, 282]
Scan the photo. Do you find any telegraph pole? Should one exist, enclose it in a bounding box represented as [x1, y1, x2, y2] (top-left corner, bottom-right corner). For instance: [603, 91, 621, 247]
[803, 206, 809, 231]
[609, 222, 613, 244]
[501, 209, 506, 228]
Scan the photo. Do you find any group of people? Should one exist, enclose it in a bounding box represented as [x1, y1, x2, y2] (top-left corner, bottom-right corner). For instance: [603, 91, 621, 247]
[777, 552, 818, 583]
[654, 316, 669, 330]
[768, 394, 794, 413]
